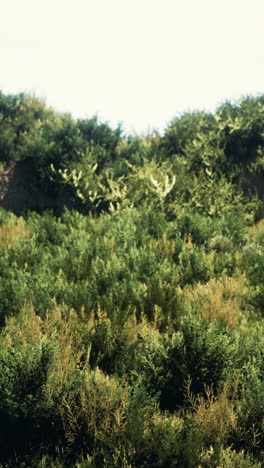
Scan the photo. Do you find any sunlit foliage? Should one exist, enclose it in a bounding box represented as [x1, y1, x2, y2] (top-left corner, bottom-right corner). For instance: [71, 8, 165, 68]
[0, 91, 263, 466]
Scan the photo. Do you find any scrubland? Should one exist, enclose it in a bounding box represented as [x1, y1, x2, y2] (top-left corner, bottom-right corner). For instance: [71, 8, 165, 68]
[0, 91, 263, 466]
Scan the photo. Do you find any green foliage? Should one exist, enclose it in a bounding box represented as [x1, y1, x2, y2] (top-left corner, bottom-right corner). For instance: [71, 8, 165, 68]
[162, 110, 217, 157]
[240, 244, 264, 285]
[237, 360, 264, 455]
[139, 315, 237, 411]
[0, 91, 264, 466]
[0, 340, 52, 418]
[216, 96, 264, 164]
[0, 339, 59, 461]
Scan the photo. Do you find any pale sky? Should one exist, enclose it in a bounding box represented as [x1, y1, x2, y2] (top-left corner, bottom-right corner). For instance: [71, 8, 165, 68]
[1, 0, 264, 134]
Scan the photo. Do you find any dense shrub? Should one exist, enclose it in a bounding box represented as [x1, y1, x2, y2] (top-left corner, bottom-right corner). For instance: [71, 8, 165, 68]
[0, 91, 264, 466]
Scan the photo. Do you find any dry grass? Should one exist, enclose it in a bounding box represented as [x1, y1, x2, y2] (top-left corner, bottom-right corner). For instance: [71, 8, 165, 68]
[86, 306, 161, 350]
[247, 218, 264, 238]
[3, 301, 85, 392]
[149, 411, 184, 433]
[43, 302, 85, 391]
[59, 367, 128, 445]
[184, 274, 249, 328]
[199, 445, 262, 468]
[185, 378, 239, 445]
[0, 217, 30, 247]
[149, 232, 176, 258]
[4, 302, 42, 347]
[183, 233, 194, 250]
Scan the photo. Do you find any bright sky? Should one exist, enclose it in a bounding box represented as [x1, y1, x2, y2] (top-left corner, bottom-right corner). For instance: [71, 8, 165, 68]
[1, 0, 264, 134]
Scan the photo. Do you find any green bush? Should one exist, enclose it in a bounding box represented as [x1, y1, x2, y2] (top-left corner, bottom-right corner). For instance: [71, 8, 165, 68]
[0, 91, 264, 466]
[0, 339, 58, 460]
[139, 315, 236, 411]
[240, 246, 264, 285]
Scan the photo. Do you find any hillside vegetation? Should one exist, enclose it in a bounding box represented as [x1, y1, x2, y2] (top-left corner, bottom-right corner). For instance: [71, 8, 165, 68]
[0, 91, 263, 467]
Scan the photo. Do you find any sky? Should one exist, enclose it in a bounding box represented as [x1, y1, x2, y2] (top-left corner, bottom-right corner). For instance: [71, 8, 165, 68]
[1, 0, 264, 134]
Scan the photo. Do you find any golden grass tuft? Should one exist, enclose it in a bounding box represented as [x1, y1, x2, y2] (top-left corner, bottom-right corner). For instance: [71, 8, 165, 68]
[0, 217, 30, 247]
[149, 232, 176, 258]
[59, 367, 128, 445]
[3, 301, 85, 393]
[247, 218, 264, 238]
[184, 274, 249, 328]
[185, 378, 239, 445]
[2, 302, 42, 348]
